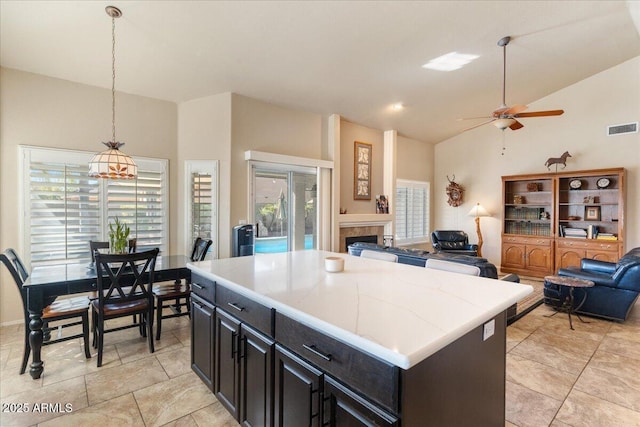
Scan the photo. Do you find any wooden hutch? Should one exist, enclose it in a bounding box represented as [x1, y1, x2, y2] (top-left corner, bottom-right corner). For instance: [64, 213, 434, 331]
[501, 168, 625, 278]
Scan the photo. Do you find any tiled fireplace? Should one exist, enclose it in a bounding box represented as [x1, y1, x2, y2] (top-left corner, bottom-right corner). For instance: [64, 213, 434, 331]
[339, 226, 384, 252]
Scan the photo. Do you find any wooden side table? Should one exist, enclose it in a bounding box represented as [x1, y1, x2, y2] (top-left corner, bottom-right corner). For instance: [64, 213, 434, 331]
[544, 275, 595, 330]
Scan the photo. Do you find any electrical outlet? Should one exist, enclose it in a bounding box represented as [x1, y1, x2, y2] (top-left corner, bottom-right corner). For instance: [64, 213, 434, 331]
[483, 319, 495, 341]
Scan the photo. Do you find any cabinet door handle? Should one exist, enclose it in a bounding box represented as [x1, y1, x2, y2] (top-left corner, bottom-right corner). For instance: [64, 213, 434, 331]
[303, 344, 332, 362]
[227, 302, 245, 312]
[193, 301, 203, 310]
[231, 331, 238, 359]
[192, 283, 204, 290]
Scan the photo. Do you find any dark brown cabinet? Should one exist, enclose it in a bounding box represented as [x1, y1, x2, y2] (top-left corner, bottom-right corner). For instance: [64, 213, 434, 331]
[323, 377, 399, 427]
[274, 345, 323, 427]
[191, 293, 214, 391]
[240, 324, 274, 427]
[214, 308, 241, 419]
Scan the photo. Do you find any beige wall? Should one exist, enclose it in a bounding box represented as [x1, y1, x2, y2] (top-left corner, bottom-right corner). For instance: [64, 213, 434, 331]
[434, 56, 640, 267]
[177, 93, 232, 258]
[339, 120, 384, 214]
[0, 68, 177, 324]
[229, 94, 324, 241]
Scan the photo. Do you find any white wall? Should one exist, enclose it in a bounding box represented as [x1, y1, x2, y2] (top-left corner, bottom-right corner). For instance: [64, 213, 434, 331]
[434, 56, 640, 267]
[177, 93, 232, 258]
[0, 67, 177, 324]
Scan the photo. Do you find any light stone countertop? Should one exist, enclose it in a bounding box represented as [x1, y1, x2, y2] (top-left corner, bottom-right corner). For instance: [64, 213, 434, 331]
[188, 250, 532, 369]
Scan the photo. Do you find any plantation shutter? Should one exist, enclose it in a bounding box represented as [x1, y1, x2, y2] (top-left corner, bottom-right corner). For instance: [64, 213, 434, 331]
[22, 146, 168, 266]
[191, 172, 213, 243]
[395, 180, 430, 244]
[27, 154, 101, 265]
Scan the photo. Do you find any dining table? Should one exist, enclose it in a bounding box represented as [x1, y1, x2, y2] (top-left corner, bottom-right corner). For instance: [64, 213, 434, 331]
[22, 255, 191, 379]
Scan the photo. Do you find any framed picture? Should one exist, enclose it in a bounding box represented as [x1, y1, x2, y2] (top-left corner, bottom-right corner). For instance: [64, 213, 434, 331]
[585, 205, 601, 221]
[354, 141, 372, 200]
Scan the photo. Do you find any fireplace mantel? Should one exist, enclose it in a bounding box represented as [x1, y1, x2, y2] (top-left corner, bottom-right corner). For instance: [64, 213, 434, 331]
[337, 213, 392, 228]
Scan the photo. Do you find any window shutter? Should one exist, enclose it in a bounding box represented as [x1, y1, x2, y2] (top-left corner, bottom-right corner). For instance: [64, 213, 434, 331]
[29, 162, 101, 265]
[191, 172, 213, 242]
[395, 180, 430, 244]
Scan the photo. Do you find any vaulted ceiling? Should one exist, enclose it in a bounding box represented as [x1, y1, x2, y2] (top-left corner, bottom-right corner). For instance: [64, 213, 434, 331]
[2, 1, 639, 143]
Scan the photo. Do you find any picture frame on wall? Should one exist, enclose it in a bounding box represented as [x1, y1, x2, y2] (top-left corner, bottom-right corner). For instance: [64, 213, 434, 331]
[585, 205, 601, 221]
[354, 141, 372, 200]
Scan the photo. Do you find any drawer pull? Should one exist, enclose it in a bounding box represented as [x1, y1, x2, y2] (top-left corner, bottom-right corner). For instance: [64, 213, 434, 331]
[192, 283, 204, 290]
[227, 302, 245, 312]
[303, 344, 332, 362]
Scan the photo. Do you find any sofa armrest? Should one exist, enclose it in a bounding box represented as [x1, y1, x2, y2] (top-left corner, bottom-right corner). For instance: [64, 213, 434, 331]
[464, 244, 479, 251]
[580, 258, 616, 274]
[558, 267, 616, 287]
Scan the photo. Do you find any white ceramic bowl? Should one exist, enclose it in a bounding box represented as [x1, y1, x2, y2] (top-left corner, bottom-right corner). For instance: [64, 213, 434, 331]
[324, 256, 345, 273]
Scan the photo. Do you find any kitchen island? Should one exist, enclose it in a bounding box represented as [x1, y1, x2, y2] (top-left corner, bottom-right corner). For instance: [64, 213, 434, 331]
[188, 250, 532, 426]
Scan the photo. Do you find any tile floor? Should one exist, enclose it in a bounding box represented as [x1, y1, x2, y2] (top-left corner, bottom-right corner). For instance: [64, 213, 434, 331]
[1, 300, 639, 426]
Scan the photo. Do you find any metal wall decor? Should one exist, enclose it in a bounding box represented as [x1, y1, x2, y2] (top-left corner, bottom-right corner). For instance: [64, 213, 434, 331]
[354, 141, 372, 200]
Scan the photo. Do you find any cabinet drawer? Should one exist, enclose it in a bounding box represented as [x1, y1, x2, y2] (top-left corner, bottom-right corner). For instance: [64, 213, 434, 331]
[191, 273, 215, 303]
[275, 312, 399, 414]
[503, 236, 552, 246]
[557, 239, 619, 251]
[216, 285, 273, 337]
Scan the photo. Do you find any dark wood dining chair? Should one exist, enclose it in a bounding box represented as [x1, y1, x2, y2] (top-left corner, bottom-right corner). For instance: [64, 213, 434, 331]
[153, 237, 212, 340]
[1, 249, 91, 374]
[92, 248, 159, 367]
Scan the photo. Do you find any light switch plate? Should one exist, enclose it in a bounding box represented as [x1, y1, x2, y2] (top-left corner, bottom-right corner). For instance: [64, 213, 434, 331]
[483, 319, 495, 341]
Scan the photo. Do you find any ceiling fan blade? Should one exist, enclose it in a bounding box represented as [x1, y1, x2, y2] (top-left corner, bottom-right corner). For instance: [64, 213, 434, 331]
[509, 120, 524, 130]
[514, 109, 564, 118]
[503, 104, 528, 115]
[457, 116, 493, 121]
[460, 118, 496, 133]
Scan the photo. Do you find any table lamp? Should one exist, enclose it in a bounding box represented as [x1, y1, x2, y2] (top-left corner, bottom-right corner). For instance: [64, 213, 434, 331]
[468, 203, 490, 257]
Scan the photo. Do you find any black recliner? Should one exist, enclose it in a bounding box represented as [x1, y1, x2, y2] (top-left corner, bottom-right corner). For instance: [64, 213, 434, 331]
[431, 230, 478, 257]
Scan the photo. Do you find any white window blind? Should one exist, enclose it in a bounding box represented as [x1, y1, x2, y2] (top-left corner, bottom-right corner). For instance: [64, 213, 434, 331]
[395, 180, 430, 245]
[21, 146, 168, 266]
[191, 172, 213, 243]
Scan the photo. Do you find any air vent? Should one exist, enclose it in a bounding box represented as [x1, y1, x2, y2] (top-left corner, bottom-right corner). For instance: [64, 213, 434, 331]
[607, 122, 638, 136]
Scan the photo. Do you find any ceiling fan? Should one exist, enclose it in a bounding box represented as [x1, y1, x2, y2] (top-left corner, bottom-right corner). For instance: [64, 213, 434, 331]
[460, 36, 564, 132]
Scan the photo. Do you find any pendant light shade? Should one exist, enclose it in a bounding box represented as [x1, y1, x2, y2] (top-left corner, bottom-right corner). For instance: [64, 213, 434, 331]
[89, 6, 137, 179]
[88, 142, 137, 179]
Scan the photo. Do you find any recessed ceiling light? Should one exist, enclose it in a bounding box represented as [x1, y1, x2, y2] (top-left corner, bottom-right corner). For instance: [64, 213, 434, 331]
[391, 103, 404, 111]
[422, 52, 479, 71]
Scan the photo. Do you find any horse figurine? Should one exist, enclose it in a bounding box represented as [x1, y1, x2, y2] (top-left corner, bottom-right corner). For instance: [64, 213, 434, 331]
[545, 151, 572, 170]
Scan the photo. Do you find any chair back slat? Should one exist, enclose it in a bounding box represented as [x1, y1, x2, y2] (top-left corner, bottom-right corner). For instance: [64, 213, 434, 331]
[191, 237, 213, 262]
[1, 249, 29, 317]
[94, 248, 159, 306]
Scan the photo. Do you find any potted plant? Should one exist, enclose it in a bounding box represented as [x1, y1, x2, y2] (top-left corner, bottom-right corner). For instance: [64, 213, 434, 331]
[108, 217, 130, 254]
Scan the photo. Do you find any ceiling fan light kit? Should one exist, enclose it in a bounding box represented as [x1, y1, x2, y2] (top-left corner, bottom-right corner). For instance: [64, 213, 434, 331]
[460, 36, 564, 133]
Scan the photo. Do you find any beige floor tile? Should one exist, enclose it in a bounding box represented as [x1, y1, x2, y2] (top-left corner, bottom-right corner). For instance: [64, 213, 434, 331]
[505, 421, 518, 427]
[0, 376, 88, 427]
[505, 380, 562, 427]
[549, 420, 572, 427]
[190, 401, 240, 427]
[42, 345, 120, 387]
[555, 389, 640, 427]
[574, 366, 640, 412]
[507, 326, 531, 352]
[607, 319, 640, 344]
[598, 335, 640, 361]
[527, 328, 600, 358]
[85, 357, 169, 405]
[510, 312, 548, 334]
[134, 371, 216, 427]
[116, 333, 183, 365]
[172, 326, 191, 346]
[509, 336, 591, 375]
[506, 354, 578, 401]
[38, 393, 144, 427]
[160, 414, 198, 427]
[0, 368, 43, 398]
[588, 349, 640, 380]
[156, 346, 191, 378]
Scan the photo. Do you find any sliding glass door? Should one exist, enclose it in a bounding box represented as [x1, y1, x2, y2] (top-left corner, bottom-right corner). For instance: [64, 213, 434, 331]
[252, 164, 317, 253]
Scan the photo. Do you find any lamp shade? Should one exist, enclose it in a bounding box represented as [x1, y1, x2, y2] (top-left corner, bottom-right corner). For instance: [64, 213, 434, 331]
[468, 202, 490, 218]
[493, 118, 516, 130]
[88, 142, 137, 179]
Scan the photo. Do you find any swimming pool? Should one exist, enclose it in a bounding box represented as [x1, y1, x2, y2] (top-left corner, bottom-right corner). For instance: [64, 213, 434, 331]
[255, 235, 314, 253]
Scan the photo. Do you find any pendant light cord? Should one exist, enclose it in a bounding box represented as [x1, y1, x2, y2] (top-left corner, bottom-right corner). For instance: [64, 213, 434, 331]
[111, 13, 117, 144]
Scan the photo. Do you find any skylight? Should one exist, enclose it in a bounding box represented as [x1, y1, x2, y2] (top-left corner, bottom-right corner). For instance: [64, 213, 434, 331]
[422, 52, 479, 71]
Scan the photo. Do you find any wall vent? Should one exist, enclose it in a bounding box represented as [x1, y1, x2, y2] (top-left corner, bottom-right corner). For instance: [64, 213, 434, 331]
[607, 122, 638, 136]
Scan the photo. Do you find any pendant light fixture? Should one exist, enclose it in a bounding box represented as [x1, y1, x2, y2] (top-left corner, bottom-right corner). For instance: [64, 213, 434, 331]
[88, 6, 137, 179]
